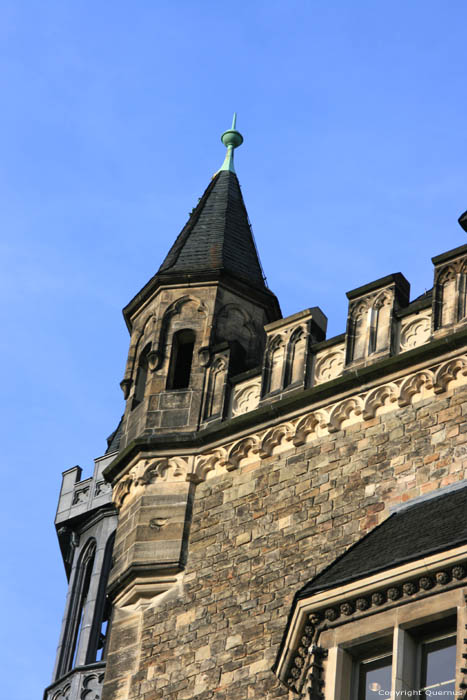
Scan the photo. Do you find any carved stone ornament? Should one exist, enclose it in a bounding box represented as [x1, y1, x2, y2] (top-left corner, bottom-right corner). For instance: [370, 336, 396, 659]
[400, 316, 431, 352]
[314, 348, 345, 385]
[147, 349, 160, 371]
[120, 378, 132, 399]
[340, 601, 354, 616]
[435, 571, 449, 585]
[402, 582, 417, 595]
[149, 517, 169, 530]
[198, 346, 211, 368]
[72, 487, 89, 505]
[81, 672, 104, 700]
[418, 576, 433, 590]
[231, 379, 261, 417]
[387, 586, 401, 601]
[113, 457, 188, 509]
[52, 683, 71, 700]
[95, 480, 111, 497]
[324, 607, 338, 621]
[371, 591, 385, 606]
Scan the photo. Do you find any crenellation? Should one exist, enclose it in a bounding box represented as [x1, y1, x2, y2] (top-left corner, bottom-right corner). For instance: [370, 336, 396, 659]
[345, 273, 410, 367]
[261, 307, 327, 399]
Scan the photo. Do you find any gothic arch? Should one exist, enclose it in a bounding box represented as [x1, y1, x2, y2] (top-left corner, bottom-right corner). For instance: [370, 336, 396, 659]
[260, 423, 294, 458]
[265, 334, 286, 394]
[284, 327, 307, 387]
[227, 436, 260, 470]
[57, 538, 97, 676]
[435, 265, 457, 329]
[348, 300, 370, 362]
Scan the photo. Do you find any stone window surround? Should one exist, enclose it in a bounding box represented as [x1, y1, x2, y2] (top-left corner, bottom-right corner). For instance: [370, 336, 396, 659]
[322, 589, 464, 700]
[275, 544, 467, 696]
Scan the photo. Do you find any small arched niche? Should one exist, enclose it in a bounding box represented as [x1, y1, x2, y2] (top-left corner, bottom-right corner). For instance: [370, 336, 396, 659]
[285, 329, 307, 387]
[167, 329, 196, 390]
[436, 266, 457, 328]
[132, 344, 151, 409]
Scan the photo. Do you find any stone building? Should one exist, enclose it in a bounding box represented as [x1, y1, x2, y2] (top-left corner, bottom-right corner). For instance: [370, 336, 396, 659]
[45, 119, 467, 700]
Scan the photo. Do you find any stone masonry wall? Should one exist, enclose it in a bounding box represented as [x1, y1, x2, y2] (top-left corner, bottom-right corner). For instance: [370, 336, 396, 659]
[103, 383, 467, 700]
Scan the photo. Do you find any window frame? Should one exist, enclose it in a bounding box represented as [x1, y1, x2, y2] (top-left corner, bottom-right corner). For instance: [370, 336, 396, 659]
[321, 589, 464, 700]
[274, 543, 467, 696]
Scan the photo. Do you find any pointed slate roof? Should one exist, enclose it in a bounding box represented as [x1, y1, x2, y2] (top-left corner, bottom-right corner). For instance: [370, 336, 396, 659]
[157, 169, 266, 289]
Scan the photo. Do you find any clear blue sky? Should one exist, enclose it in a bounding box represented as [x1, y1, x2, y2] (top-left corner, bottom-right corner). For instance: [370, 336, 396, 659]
[2, 2, 467, 697]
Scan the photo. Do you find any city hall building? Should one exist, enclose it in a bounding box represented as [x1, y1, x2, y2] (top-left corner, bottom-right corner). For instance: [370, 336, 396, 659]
[45, 120, 467, 700]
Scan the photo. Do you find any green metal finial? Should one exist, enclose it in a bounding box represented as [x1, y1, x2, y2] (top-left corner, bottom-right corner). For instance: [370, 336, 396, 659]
[219, 113, 243, 173]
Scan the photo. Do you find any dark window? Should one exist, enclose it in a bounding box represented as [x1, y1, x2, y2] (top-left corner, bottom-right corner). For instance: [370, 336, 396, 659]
[167, 330, 195, 390]
[86, 532, 115, 664]
[58, 539, 96, 676]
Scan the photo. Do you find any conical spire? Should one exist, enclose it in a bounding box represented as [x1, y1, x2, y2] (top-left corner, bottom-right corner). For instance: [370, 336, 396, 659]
[157, 117, 266, 289]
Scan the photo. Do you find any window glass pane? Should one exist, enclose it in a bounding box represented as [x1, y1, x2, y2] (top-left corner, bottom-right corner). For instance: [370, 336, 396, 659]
[359, 656, 392, 700]
[421, 636, 456, 694]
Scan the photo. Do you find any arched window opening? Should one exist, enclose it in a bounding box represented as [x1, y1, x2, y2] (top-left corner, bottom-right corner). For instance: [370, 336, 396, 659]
[87, 532, 115, 664]
[368, 307, 378, 355]
[285, 332, 306, 387]
[351, 308, 368, 361]
[167, 330, 195, 390]
[58, 539, 96, 676]
[204, 358, 227, 419]
[438, 268, 457, 328]
[268, 340, 284, 394]
[132, 345, 150, 409]
[459, 269, 467, 321]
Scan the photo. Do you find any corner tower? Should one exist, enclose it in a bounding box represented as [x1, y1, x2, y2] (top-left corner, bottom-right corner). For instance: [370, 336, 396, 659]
[98, 119, 281, 699]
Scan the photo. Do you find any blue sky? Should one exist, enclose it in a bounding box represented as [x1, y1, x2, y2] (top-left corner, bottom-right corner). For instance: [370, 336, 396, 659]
[2, 2, 467, 697]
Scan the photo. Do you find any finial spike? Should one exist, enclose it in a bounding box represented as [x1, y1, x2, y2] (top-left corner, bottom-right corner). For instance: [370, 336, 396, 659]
[218, 114, 244, 174]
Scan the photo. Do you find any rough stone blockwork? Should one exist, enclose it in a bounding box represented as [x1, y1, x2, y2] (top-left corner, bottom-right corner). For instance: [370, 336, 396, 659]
[111, 386, 467, 700]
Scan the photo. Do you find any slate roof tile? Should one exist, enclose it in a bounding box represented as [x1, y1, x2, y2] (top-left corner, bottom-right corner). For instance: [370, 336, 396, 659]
[157, 170, 266, 288]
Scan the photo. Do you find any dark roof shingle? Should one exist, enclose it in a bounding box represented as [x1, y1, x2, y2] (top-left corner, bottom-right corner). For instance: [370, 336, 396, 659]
[157, 170, 265, 288]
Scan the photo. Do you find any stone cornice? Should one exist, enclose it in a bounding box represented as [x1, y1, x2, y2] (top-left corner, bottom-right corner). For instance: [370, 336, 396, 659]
[104, 327, 467, 484]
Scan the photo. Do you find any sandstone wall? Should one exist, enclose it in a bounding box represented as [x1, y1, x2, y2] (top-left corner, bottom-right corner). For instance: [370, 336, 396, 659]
[102, 383, 467, 700]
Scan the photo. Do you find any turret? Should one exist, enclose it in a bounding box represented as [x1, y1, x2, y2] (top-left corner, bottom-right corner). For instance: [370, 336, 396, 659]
[116, 116, 281, 449]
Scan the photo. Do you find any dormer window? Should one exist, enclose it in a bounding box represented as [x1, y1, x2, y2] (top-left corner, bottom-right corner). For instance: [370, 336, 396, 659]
[167, 329, 195, 390]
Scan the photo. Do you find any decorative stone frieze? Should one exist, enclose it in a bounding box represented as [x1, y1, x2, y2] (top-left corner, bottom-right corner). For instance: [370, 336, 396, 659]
[186, 352, 467, 483]
[112, 457, 189, 510]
